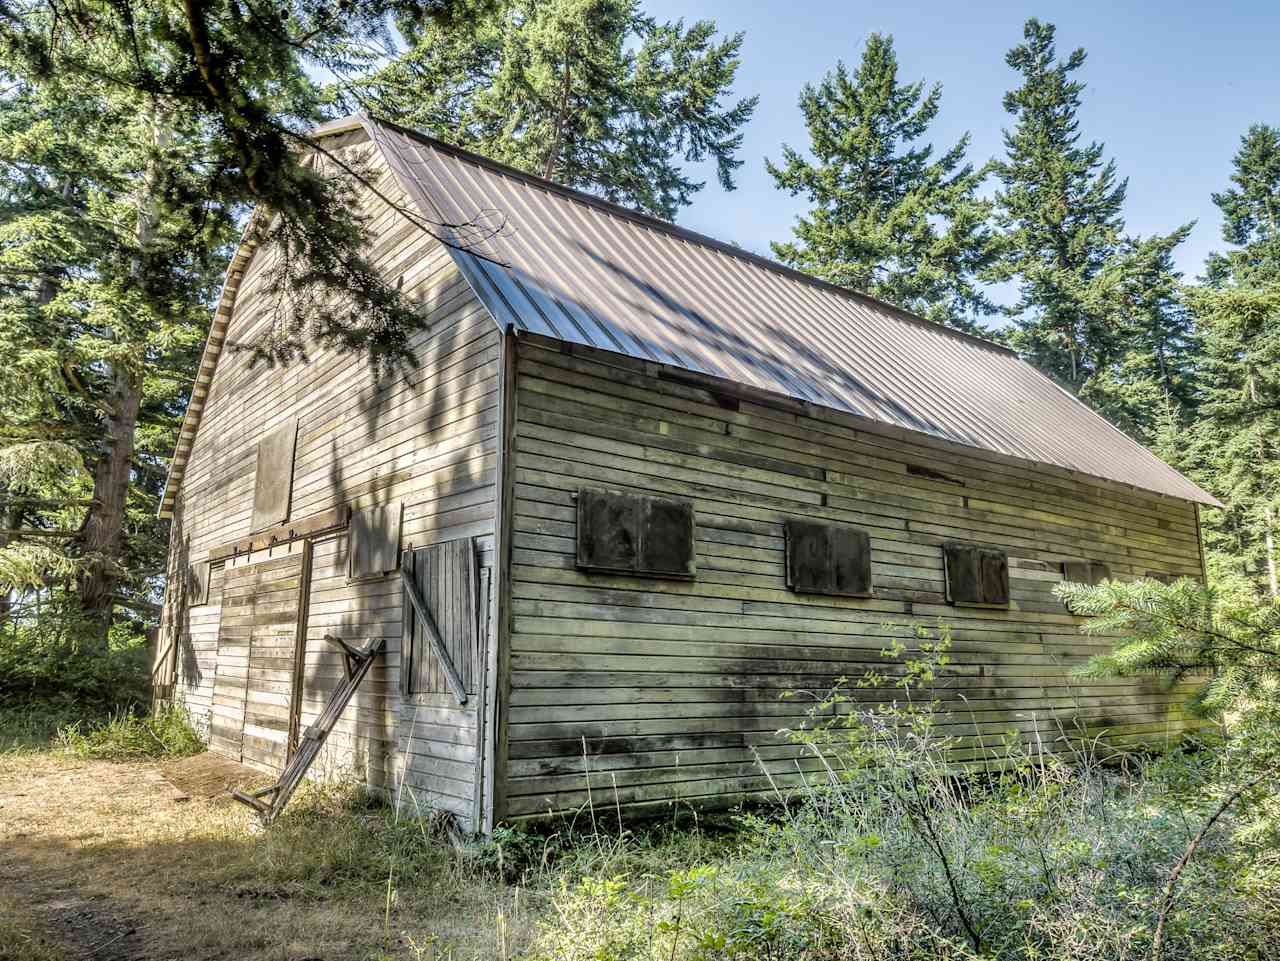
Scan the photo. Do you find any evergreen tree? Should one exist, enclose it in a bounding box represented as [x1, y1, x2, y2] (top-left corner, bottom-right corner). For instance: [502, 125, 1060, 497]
[1207, 124, 1280, 286]
[991, 18, 1194, 436]
[0, 66, 232, 639]
[766, 34, 996, 333]
[363, 0, 758, 219]
[0, 0, 491, 639]
[1084, 227, 1199, 438]
[0, 0, 480, 368]
[1188, 283, 1280, 597]
[1171, 125, 1280, 599]
[1059, 577, 1280, 720]
[990, 19, 1129, 386]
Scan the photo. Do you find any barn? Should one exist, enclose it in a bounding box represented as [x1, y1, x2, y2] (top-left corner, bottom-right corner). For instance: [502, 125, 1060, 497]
[155, 115, 1218, 832]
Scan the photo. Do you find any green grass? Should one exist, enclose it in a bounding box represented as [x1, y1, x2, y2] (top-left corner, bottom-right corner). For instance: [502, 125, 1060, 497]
[56, 702, 204, 761]
[0, 892, 66, 961]
[0, 699, 85, 754]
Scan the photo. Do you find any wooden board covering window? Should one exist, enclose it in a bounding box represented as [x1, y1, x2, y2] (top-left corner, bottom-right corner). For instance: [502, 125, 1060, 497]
[404, 538, 480, 696]
[576, 488, 695, 578]
[943, 542, 1010, 607]
[349, 503, 402, 579]
[785, 519, 873, 597]
[188, 561, 211, 606]
[251, 419, 298, 532]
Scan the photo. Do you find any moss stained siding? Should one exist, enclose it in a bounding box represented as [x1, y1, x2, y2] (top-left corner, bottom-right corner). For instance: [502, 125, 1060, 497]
[498, 336, 1203, 818]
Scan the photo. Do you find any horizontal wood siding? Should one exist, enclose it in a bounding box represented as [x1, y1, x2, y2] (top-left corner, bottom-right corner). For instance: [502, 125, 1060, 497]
[164, 130, 499, 825]
[502, 337, 1204, 818]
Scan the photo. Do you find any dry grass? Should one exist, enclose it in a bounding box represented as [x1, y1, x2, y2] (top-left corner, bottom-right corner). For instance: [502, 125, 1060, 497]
[0, 750, 536, 961]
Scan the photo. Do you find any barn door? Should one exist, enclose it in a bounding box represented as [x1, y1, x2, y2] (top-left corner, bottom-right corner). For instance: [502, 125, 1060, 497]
[208, 552, 308, 770]
[402, 539, 481, 698]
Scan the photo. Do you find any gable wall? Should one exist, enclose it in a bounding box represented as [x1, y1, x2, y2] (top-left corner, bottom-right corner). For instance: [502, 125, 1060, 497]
[500, 336, 1204, 819]
[163, 132, 501, 824]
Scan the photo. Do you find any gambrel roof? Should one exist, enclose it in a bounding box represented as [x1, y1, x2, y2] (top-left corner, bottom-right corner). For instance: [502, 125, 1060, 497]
[160, 116, 1218, 517]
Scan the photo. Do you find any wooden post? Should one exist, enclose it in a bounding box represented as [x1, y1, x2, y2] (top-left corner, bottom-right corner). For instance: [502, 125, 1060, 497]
[287, 538, 314, 760]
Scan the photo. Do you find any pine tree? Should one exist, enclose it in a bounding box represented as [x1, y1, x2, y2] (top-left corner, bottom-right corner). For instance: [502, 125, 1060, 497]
[0, 0, 483, 368]
[1174, 125, 1280, 599]
[1083, 227, 1199, 438]
[1059, 577, 1280, 720]
[363, 0, 758, 219]
[0, 69, 232, 639]
[766, 34, 996, 333]
[0, 0, 482, 639]
[990, 19, 1130, 387]
[1207, 124, 1280, 286]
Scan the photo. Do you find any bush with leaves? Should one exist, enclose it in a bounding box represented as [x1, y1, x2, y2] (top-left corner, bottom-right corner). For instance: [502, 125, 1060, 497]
[524, 623, 1280, 961]
[0, 599, 156, 749]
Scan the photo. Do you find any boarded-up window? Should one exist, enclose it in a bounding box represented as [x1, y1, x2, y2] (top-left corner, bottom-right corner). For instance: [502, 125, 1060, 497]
[577, 488, 695, 579]
[943, 542, 1010, 607]
[187, 561, 211, 606]
[785, 520, 873, 597]
[251, 419, 298, 532]
[1062, 560, 1111, 585]
[403, 538, 481, 697]
[349, 504, 402, 579]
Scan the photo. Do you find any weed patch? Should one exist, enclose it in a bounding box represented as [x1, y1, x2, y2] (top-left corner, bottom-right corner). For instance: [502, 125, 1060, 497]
[57, 702, 203, 761]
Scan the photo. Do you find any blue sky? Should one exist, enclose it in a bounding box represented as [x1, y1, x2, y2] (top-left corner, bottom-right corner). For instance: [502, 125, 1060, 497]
[641, 0, 1279, 287]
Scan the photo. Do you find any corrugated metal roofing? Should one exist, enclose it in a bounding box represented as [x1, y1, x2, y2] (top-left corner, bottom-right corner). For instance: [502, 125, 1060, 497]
[160, 116, 1218, 516]
[365, 119, 1217, 507]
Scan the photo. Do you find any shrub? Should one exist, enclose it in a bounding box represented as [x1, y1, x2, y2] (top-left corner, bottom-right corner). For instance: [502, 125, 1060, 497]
[0, 600, 155, 750]
[524, 623, 1280, 961]
[0, 606, 151, 709]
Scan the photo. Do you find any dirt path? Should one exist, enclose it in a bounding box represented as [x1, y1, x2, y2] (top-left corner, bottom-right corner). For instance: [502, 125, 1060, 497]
[0, 758, 171, 960]
[0, 753, 528, 961]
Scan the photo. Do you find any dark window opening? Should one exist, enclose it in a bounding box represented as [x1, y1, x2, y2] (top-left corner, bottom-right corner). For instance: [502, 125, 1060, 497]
[1061, 560, 1111, 586]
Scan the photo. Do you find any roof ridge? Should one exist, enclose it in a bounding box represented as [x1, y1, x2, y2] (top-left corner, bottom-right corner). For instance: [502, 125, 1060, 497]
[355, 114, 1018, 359]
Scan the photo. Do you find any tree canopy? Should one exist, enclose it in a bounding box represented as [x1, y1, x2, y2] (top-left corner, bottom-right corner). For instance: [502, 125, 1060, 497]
[364, 0, 758, 219]
[766, 34, 996, 333]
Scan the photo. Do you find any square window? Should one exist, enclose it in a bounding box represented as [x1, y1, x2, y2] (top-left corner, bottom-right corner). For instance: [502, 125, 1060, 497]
[576, 488, 695, 579]
[785, 520, 872, 597]
[943, 542, 1009, 607]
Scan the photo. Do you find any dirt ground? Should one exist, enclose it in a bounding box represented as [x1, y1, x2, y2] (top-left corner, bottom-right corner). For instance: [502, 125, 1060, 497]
[0, 752, 532, 961]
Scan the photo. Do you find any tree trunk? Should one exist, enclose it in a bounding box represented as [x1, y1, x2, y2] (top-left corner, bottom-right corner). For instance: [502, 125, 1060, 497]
[1264, 504, 1279, 600]
[77, 369, 143, 643]
[74, 108, 168, 644]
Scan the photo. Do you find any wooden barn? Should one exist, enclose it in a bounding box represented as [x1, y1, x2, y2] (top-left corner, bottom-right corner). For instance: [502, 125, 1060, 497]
[155, 115, 1219, 831]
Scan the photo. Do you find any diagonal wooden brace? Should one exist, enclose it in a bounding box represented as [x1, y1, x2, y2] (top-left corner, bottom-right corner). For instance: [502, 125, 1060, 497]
[400, 567, 468, 705]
